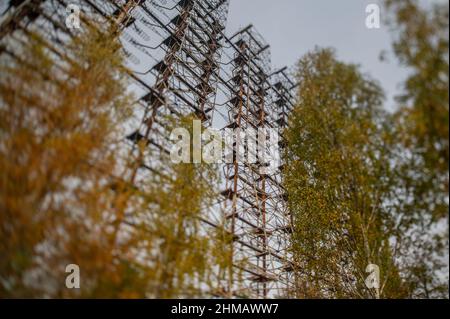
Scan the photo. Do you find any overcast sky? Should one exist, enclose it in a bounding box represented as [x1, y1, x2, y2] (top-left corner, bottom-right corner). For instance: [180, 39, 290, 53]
[226, 0, 410, 111]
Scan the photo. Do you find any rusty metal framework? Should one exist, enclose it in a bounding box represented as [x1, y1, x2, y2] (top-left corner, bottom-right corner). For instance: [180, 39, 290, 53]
[0, 0, 297, 298]
[214, 26, 298, 298]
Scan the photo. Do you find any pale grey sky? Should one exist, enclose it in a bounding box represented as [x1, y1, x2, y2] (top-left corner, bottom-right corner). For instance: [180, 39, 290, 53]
[226, 0, 410, 111]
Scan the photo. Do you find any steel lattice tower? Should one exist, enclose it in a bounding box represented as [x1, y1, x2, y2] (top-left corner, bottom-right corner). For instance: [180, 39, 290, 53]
[0, 0, 298, 298]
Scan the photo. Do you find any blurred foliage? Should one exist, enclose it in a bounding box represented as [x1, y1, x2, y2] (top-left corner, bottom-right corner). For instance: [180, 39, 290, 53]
[0, 21, 228, 298]
[383, 0, 449, 298]
[385, 0, 449, 182]
[0, 23, 135, 297]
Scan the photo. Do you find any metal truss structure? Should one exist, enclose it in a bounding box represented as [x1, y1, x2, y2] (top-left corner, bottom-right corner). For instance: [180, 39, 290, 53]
[0, 0, 298, 298]
[217, 26, 298, 298]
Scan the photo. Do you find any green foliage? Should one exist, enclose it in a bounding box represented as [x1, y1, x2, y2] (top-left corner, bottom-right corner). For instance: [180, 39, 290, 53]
[285, 0, 449, 298]
[284, 48, 407, 298]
